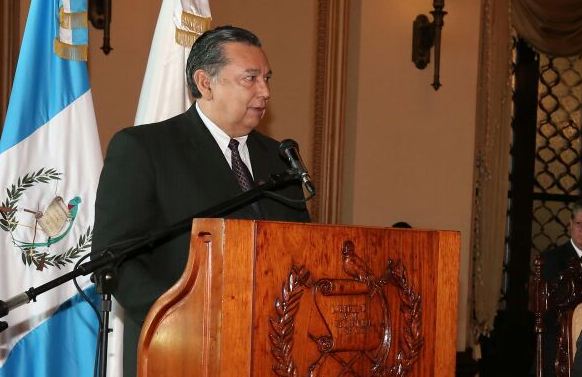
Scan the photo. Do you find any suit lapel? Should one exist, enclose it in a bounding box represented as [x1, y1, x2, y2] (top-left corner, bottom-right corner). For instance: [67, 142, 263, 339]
[182, 106, 239, 186]
[248, 134, 282, 219]
[178, 105, 259, 218]
[566, 241, 581, 260]
[247, 132, 272, 183]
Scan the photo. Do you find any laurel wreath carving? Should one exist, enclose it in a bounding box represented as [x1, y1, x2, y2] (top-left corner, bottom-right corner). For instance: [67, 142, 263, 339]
[381, 259, 424, 377]
[269, 265, 311, 377]
[0, 168, 62, 232]
[269, 255, 423, 377]
[21, 226, 93, 270]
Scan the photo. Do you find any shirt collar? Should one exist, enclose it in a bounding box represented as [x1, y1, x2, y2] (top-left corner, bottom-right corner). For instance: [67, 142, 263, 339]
[570, 239, 582, 258]
[195, 102, 248, 153]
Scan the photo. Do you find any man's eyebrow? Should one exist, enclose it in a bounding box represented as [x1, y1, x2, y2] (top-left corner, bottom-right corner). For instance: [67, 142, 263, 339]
[244, 68, 273, 75]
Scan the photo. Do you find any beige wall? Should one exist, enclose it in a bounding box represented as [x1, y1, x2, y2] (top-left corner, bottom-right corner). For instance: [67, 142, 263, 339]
[89, 1, 317, 165]
[18, 0, 482, 351]
[343, 1, 481, 350]
[88, 2, 159, 152]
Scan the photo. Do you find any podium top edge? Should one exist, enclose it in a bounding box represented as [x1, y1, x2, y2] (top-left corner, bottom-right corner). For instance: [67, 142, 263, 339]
[190, 218, 461, 234]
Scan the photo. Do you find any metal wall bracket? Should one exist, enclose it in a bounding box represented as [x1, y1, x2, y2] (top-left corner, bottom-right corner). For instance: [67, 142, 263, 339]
[411, 1, 446, 90]
[88, 0, 112, 54]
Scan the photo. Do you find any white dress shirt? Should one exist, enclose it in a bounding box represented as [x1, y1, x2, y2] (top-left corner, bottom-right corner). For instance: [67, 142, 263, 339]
[195, 102, 255, 178]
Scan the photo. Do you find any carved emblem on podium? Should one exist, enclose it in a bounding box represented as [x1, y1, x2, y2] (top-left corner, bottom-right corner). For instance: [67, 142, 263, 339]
[270, 241, 424, 376]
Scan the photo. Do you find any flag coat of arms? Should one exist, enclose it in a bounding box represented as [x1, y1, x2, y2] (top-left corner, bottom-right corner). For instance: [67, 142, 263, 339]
[0, 0, 103, 376]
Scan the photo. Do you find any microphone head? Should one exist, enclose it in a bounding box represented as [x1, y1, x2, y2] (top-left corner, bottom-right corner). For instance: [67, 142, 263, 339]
[279, 139, 299, 156]
[278, 139, 316, 196]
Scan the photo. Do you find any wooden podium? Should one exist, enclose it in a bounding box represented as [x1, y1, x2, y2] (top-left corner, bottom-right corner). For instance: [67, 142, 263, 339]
[138, 219, 460, 377]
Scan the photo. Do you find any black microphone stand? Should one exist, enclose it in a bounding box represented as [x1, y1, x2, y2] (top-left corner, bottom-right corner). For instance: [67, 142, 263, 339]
[0, 170, 301, 377]
[93, 265, 115, 377]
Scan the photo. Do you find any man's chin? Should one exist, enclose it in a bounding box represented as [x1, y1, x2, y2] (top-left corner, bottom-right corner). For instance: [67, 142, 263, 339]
[245, 115, 263, 129]
[229, 122, 260, 137]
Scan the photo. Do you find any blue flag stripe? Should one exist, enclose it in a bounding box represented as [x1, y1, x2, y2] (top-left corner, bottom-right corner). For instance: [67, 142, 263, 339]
[0, 0, 89, 154]
[0, 287, 99, 377]
[65, 0, 88, 13]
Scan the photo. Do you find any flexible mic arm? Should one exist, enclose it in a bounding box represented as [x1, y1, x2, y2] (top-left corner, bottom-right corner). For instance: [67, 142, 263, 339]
[0, 169, 305, 325]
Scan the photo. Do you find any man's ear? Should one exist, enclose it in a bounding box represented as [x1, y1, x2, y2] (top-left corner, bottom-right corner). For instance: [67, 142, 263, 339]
[193, 69, 213, 99]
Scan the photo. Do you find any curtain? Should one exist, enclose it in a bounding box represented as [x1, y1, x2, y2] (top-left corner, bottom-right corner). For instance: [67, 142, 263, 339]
[512, 0, 582, 56]
[0, 0, 21, 129]
[470, 0, 513, 346]
[471, 0, 581, 352]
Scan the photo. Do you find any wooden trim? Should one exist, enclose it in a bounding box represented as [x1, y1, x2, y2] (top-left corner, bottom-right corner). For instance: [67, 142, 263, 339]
[0, 0, 21, 129]
[311, 0, 350, 224]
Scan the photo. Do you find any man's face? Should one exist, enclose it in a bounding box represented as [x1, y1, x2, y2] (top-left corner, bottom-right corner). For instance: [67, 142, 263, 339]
[570, 210, 582, 249]
[205, 42, 272, 137]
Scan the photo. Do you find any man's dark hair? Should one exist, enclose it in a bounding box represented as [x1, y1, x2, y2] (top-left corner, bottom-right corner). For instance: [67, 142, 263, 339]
[571, 199, 582, 219]
[392, 221, 412, 229]
[186, 25, 262, 98]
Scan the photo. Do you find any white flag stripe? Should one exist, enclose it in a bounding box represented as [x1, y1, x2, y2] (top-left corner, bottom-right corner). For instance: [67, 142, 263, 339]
[135, 0, 211, 126]
[135, 0, 191, 125]
[180, 0, 211, 19]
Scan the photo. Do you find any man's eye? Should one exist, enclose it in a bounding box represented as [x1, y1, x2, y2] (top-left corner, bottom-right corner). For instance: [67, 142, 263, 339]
[244, 75, 257, 81]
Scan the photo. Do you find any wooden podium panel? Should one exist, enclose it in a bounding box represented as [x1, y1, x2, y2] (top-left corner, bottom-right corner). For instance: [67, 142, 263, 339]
[138, 219, 460, 377]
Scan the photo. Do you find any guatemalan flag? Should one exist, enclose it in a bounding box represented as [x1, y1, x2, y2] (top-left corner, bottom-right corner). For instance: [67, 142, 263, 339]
[0, 1, 103, 376]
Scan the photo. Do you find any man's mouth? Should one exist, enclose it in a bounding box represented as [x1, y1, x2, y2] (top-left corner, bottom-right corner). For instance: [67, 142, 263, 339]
[249, 106, 266, 115]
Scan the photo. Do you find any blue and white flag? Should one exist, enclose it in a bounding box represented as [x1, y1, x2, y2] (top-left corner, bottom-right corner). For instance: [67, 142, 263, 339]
[0, 1, 103, 376]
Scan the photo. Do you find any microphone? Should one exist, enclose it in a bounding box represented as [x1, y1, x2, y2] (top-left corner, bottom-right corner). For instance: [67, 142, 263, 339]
[279, 139, 316, 196]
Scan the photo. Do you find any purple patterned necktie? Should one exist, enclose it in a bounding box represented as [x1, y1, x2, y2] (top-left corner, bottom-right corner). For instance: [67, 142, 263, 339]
[228, 139, 254, 191]
[228, 139, 262, 216]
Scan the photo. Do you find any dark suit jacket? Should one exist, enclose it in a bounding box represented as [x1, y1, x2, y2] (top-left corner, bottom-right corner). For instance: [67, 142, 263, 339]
[541, 241, 579, 377]
[92, 105, 309, 377]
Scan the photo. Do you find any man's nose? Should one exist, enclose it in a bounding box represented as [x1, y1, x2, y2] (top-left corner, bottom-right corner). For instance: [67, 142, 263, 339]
[258, 78, 271, 100]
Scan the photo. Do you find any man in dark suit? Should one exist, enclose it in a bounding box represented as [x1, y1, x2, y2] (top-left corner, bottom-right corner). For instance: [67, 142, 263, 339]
[92, 26, 310, 377]
[541, 200, 582, 377]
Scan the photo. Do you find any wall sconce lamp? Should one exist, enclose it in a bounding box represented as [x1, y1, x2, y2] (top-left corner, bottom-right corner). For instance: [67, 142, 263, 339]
[88, 0, 112, 54]
[411, 0, 446, 90]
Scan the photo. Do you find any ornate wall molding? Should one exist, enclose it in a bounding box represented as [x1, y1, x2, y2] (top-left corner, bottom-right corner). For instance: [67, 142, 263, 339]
[311, 0, 350, 224]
